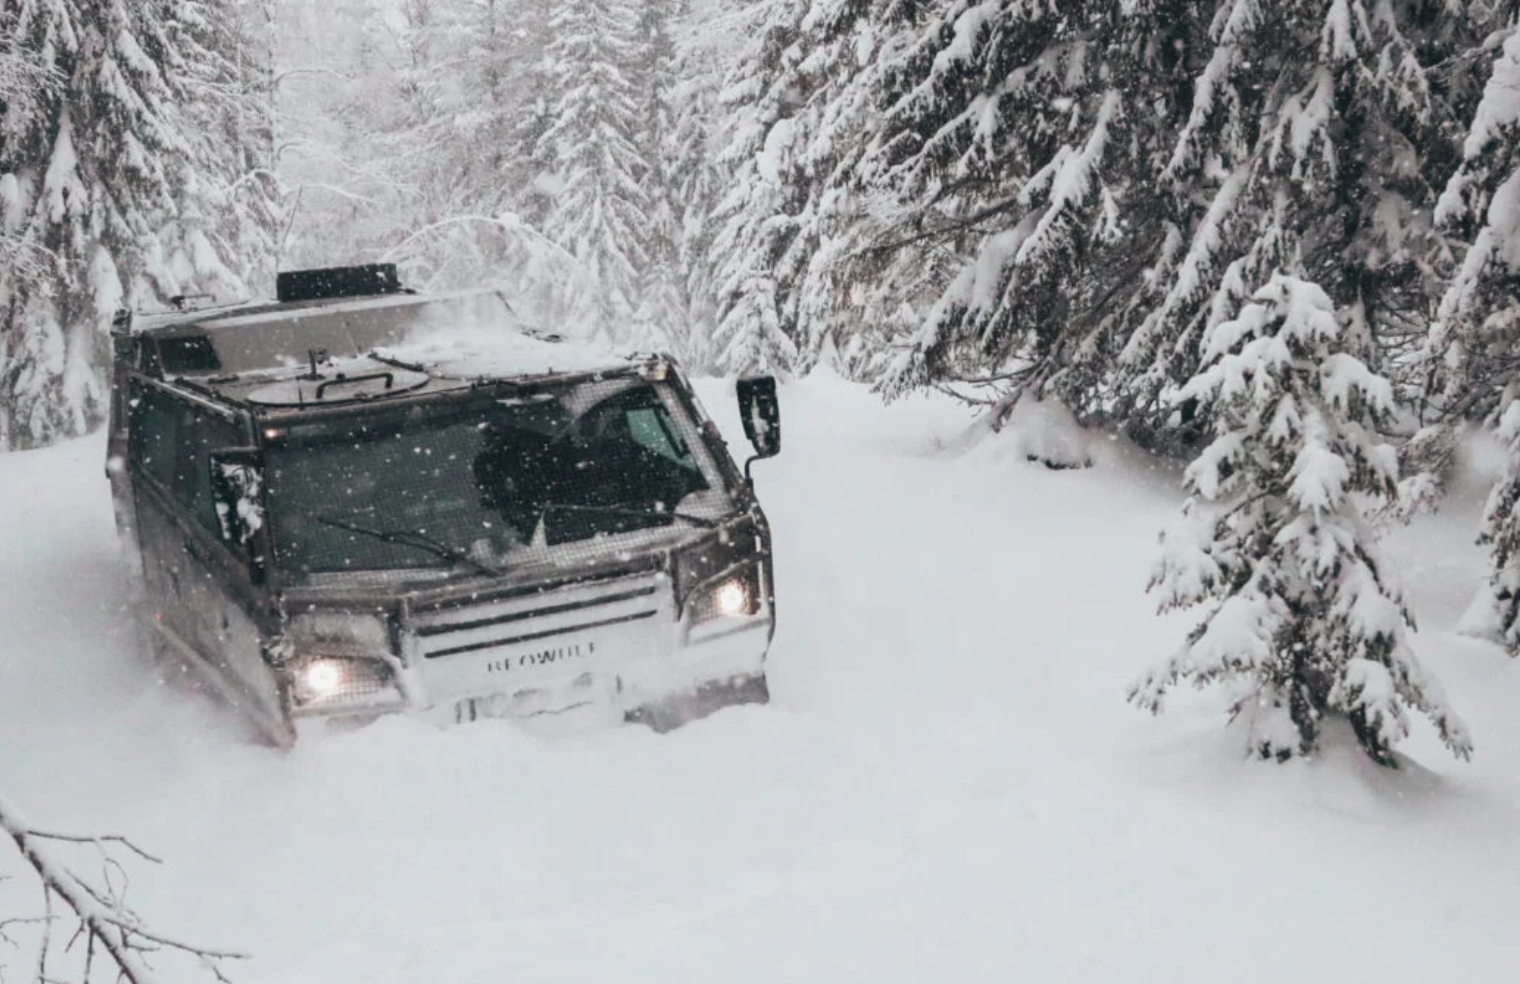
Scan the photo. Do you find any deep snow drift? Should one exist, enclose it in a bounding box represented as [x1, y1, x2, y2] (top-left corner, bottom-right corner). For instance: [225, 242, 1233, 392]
[2, 374, 1518, 983]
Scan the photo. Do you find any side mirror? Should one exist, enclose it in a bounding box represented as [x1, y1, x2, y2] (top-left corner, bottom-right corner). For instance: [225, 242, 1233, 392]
[210, 449, 268, 582]
[736, 376, 780, 479]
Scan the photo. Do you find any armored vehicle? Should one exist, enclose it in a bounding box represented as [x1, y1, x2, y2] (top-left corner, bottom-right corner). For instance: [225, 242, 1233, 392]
[106, 264, 781, 745]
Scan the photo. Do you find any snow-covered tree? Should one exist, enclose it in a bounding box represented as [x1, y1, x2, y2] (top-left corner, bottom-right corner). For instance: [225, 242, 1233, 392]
[839, 0, 1208, 445]
[533, 0, 652, 340]
[662, 21, 721, 364]
[0, 0, 278, 451]
[174, 0, 281, 294]
[1116, 0, 1487, 444]
[862, 1, 1126, 402]
[1474, 400, 1520, 653]
[1414, 22, 1520, 651]
[704, 0, 901, 376]
[629, 0, 687, 353]
[1130, 275, 1472, 765]
[273, 0, 587, 322]
[1429, 22, 1520, 423]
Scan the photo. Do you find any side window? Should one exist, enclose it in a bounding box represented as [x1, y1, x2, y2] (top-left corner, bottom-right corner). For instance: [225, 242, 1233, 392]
[129, 386, 179, 490]
[173, 409, 244, 537]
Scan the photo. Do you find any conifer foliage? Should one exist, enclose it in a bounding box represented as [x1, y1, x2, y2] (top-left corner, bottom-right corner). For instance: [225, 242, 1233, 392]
[1477, 399, 1520, 654]
[1430, 22, 1520, 422]
[1430, 27, 1520, 654]
[0, 0, 277, 451]
[1130, 275, 1472, 765]
[534, 0, 652, 340]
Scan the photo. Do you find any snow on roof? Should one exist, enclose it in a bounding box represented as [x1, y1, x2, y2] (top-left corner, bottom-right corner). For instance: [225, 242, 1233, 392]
[375, 327, 639, 379]
[151, 288, 642, 380]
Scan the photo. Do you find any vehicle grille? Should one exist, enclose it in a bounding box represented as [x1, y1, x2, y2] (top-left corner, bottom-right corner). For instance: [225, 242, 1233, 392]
[403, 572, 669, 664]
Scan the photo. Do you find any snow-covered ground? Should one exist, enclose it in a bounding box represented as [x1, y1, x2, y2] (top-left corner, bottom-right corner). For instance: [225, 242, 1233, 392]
[3, 374, 1519, 983]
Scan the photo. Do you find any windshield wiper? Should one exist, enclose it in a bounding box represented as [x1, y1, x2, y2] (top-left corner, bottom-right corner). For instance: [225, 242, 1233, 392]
[540, 502, 721, 529]
[315, 514, 502, 577]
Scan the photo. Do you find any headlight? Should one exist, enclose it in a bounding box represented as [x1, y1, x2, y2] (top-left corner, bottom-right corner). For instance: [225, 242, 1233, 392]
[713, 580, 749, 616]
[274, 611, 405, 714]
[288, 655, 399, 709]
[688, 567, 762, 625]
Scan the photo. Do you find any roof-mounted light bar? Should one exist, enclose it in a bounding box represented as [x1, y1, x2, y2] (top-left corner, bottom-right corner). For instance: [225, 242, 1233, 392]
[276, 264, 405, 304]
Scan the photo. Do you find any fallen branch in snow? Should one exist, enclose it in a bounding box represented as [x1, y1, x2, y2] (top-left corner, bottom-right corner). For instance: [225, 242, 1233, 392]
[0, 792, 246, 984]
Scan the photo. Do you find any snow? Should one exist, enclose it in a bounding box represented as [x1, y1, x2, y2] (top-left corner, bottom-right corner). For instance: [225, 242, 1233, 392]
[376, 328, 638, 380]
[4, 375, 1520, 983]
[1287, 416, 1350, 511]
[992, 394, 1094, 469]
[41, 107, 83, 223]
[1459, 27, 1520, 163]
[757, 118, 794, 185]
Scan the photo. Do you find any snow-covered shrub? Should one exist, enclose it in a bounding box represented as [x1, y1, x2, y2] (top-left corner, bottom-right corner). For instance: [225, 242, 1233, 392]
[1129, 275, 1472, 766]
[1004, 396, 1094, 471]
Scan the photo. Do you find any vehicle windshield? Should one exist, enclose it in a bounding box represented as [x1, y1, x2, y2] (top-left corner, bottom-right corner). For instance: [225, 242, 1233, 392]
[263, 377, 730, 574]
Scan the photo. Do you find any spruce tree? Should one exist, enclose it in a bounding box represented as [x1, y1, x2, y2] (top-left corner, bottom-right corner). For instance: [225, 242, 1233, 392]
[1130, 275, 1472, 765]
[705, 0, 894, 376]
[1425, 24, 1520, 651]
[0, 0, 277, 450]
[630, 0, 686, 354]
[1430, 23, 1520, 422]
[1116, 0, 1480, 442]
[842, 0, 1203, 440]
[664, 12, 725, 367]
[273, 0, 401, 267]
[533, 0, 651, 340]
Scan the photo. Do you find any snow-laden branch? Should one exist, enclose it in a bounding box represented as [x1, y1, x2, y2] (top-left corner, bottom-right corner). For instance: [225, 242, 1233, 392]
[381, 213, 578, 270]
[0, 792, 246, 984]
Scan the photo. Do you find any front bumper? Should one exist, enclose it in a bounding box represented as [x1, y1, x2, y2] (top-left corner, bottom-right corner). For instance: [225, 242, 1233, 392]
[287, 567, 773, 734]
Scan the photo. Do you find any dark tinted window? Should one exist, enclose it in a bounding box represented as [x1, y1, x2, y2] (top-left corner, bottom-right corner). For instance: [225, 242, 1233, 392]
[129, 386, 180, 489]
[157, 335, 222, 375]
[173, 409, 244, 535]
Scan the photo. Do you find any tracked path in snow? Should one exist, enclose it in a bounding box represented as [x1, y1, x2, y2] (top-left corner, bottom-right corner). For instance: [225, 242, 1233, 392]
[3, 377, 1519, 984]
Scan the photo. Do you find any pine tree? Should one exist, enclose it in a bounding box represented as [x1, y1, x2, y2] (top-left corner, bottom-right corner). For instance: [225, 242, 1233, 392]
[704, 0, 896, 376]
[843, 0, 1202, 441]
[1474, 398, 1520, 652]
[630, 0, 686, 354]
[0, 0, 278, 451]
[664, 11, 724, 366]
[1421, 20, 1520, 651]
[170, 0, 281, 296]
[1130, 275, 1472, 765]
[1429, 20, 1520, 423]
[533, 0, 652, 340]
[273, 0, 400, 266]
[1116, 0, 1484, 443]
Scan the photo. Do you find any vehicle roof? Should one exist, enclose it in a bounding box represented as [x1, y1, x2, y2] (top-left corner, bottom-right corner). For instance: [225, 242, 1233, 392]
[127, 289, 662, 415]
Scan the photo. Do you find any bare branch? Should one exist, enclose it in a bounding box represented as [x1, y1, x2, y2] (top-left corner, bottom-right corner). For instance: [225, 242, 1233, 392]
[271, 65, 356, 87]
[21, 833, 163, 867]
[0, 792, 247, 984]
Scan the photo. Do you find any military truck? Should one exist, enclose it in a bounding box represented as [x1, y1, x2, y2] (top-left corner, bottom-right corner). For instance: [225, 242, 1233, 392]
[106, 264, 780, 745]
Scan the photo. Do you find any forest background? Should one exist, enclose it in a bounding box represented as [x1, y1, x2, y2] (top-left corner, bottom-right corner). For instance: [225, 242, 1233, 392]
[8, 0, 1520, 762]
